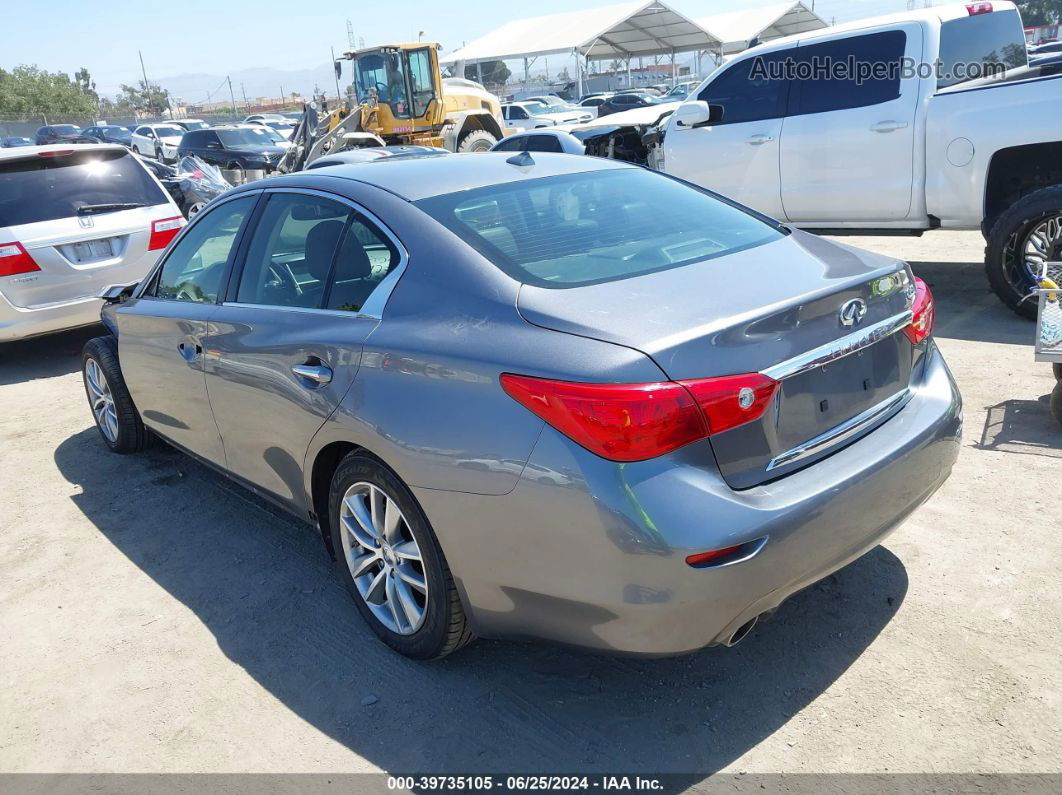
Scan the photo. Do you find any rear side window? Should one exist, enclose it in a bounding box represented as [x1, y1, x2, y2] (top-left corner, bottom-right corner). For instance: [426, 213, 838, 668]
[698, 50, 792, 124]
[938, 9, 1028, 89]
[791, 31, 907, 115]
[0, 150, 169, 227]
[416, 169, 782, 288]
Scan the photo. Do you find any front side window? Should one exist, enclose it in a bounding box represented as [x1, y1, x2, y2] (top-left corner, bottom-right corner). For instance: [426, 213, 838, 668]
[416, 169, 782, 288]
[407, 48, 434, 117]
[510, 107, 529, 120]
[790, 31, 907, 115]
[698, 50, 791, 125]
[152, 196, 255, 302]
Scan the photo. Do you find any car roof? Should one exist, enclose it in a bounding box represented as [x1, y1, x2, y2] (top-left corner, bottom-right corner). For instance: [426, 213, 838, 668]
[255, 151, 635, 201]
[0, 142, 129, 162]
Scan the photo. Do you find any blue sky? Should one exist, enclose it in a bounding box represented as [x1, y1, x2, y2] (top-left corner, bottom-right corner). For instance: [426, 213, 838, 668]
[6, 0, 923, 97]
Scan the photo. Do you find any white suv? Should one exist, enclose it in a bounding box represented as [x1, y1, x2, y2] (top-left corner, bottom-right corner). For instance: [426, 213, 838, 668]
[130, 124, 186, 163]
[0, 144, 184, 341]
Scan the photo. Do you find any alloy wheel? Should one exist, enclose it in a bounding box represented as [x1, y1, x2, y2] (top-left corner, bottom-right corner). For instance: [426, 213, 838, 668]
[85, 358, 118, 443]
[1020, 214, 1062, 284]
[338, 481, 428, 635]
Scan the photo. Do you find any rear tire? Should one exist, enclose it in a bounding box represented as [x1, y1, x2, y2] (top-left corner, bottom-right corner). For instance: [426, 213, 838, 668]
[985, 186, 1062, 320]
[1053, 363, 1062, 382]
[81, 336, 150, 454]
[328, 452, 473, 659]
[456, 130, 497, 153]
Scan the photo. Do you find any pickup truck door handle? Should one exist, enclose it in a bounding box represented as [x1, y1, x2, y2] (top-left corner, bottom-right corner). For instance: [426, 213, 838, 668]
[292, 362, 333, 385]
[871, 120, 909, 133]
[746, 134, 774, 145]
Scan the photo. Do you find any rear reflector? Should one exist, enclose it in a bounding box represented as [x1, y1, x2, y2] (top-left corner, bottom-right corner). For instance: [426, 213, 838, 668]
[903, 277, 935, 344]
[0, 242, 41, 277]
[148, 216, 184, 250]
[966, 2, 993, 14]
[500, 371, 778, 462]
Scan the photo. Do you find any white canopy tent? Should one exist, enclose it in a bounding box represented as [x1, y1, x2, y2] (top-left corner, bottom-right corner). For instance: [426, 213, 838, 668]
[696, 2, 828, 56]
[441, 1, 721, 94]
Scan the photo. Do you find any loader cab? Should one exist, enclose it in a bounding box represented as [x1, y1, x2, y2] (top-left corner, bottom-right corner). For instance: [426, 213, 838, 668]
[351, 45, 439, 123]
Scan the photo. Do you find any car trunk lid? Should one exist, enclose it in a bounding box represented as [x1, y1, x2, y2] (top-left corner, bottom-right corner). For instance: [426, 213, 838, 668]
[517, 231, 917, 488]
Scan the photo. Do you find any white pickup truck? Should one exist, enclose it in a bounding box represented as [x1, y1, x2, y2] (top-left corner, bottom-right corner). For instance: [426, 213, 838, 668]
[576, 2, 1059, 317]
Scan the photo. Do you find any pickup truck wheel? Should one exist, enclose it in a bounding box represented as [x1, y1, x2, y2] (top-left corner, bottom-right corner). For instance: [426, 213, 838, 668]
[986, 186, 1062, 320]
[1051, 382, 1062, 428]
[456, 130, 497, 152]
[1053, 363, 1062, 382]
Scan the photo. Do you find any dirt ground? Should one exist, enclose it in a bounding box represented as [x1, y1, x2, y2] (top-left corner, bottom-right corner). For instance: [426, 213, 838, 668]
[0, 231, 1059, 778]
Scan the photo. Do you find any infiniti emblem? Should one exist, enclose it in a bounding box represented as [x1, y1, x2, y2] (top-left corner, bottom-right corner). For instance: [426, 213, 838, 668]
[839, 298, 868, 328]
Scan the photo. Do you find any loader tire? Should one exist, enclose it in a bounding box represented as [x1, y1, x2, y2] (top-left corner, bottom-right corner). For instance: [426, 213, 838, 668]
[456, 130, 497, 153]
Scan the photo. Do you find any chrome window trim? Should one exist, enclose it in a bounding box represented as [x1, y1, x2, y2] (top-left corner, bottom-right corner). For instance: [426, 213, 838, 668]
[760, 310, 913, 382]
[766, 388, 912, 472]
[224, 186, 408, 321]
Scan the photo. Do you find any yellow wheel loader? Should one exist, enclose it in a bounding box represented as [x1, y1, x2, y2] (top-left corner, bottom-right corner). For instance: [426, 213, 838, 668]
[278, 43, 508, 172]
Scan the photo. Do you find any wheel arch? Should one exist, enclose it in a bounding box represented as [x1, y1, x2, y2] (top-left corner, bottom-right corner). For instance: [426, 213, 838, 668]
[444, 110, 503, 150]
[985, 142, 1062, 232]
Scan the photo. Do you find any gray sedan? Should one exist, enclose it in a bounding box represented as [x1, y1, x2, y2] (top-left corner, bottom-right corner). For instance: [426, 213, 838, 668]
[81, 153, 962, 659]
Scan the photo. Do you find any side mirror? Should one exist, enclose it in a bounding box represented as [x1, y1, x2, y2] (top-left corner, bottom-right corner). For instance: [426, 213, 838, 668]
[673, 101, 724, 129]
[334, 60, 343, 81]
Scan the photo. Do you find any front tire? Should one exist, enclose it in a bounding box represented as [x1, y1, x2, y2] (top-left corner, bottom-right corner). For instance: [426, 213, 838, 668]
[1051, 382, 1062, 428]
[455, 130, 497, 153]
[82, 336, 150, 454]
[985, 186, 1062, 320]
[328, 452, 473, 659]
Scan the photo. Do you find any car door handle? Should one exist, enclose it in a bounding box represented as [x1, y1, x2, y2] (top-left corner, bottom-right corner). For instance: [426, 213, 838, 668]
[746, 134, 774, 145]
[871, 120, 909, 133]
[292, 363, 333, 385]
[177, 341, 202, 362]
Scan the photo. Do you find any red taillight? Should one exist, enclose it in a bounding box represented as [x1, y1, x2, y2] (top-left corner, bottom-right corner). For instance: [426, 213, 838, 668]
[148, 216, 184, 250]
[0, 242, 41, 277]
[903, 277, 935, 344]
[499, 371, 778, 462]
[966, 2, 993, 14]
[679, 373, 779, 435]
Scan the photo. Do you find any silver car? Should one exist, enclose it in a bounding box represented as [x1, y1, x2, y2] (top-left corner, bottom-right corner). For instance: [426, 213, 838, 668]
[81, 153, 961, 659]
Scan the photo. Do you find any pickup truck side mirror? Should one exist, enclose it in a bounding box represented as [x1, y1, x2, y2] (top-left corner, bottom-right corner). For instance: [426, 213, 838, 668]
[674, 101, 724, 129]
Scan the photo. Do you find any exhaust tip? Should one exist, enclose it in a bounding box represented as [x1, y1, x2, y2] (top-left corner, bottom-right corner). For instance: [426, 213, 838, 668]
[724, 616, 758, 647]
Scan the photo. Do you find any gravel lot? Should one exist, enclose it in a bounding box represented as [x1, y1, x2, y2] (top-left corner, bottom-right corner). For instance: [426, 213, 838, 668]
[1, 231, 1059, 777]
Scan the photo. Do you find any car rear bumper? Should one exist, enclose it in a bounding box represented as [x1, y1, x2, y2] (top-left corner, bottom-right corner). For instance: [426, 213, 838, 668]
[414, 342, 962, 655]
[0, 291, 103, 342]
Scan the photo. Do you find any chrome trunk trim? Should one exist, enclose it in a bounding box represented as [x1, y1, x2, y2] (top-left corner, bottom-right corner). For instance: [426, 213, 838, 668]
[760, 310, 913, 382]
[766, 388, 912, 472]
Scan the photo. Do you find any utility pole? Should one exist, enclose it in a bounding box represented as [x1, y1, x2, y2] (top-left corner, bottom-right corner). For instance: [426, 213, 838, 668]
[227, 76, 237, 117]
[241, 82, 248, 108]
[138, 50, 149, 87]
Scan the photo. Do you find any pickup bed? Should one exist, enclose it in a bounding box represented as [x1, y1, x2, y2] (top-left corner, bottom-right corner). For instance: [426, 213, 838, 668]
[573, 2, 1061, 317]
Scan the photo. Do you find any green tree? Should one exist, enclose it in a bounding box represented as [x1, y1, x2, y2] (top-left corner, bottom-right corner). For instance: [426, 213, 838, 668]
[464, 60, 511, 85]
[608, 59, 623, 74]
[1019, 0, 1062, 25]
[118, 79, 170, 117]
[0, 65, 100, 118]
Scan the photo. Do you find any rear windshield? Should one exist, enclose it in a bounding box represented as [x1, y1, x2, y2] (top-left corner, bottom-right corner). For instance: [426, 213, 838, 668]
[416, 168, 782, 288]
[0, 149, 168, 227]
[938, 9, 1028, 89]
